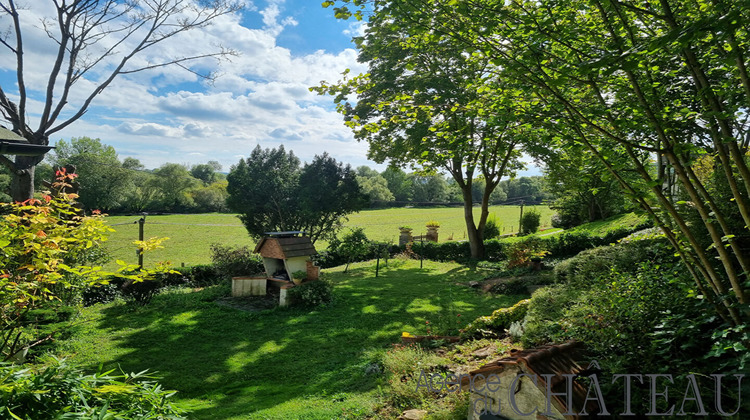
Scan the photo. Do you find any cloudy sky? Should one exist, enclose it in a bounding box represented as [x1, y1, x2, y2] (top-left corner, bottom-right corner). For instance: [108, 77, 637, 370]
[0, 0, 538, 174]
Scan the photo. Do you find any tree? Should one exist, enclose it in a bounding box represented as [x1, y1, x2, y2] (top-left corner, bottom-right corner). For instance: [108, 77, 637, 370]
[398, 0, 750, 326]
[315, 2, 528, 258]
[0, 0, 240, 201]
[121, 170, 160, 213]
[122, 157, 145, 171]
[190, 161, 223, 185]
[297, 153, 369, 242]
[151, 163, 199, 212]
[50, 137, 130, 212]
[191, 180, 229, 213]
[226, 145, 367, 243]
[355, 165, 380, 179]
[408, 173, 449, 203]
[357, 174, 395, 204]
[381, 166, 411, 202]
[540, 143, 635, 227]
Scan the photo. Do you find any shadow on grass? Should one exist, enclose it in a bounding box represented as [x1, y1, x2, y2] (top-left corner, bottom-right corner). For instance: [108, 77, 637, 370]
[83, 260, 525, 419]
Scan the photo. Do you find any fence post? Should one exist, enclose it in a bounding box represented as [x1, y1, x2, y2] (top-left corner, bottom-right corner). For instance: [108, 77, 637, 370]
[137, 215, 146, 269]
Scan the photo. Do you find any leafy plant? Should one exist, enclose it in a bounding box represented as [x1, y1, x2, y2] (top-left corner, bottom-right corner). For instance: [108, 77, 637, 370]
[483, 214, 500, 240]
[0, 357, 186, 419]
[521, 208, 541, 234]
[505, 238, 549, 269]
[0, 170, 175, 360]
[209, 243, 264, 279]
[333, 227, 372, 272]
[287, 279, 334, 307]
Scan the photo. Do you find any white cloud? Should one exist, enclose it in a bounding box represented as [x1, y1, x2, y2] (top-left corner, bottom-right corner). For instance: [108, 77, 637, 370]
[3, 0, 382, 173]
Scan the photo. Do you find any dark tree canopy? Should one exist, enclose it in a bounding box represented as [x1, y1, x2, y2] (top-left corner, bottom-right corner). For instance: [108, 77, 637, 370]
[226, 145, 367, 243]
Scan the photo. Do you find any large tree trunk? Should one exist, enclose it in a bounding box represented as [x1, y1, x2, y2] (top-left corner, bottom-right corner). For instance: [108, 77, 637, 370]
[460, 183, 485, 259]
[10, 155, 39, 202]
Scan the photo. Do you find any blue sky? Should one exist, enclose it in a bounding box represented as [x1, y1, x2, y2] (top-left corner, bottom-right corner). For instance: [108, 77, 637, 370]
[0, 0, 539, 175]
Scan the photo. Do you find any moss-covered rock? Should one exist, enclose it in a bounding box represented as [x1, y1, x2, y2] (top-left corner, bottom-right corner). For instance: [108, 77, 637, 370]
[460, 299, 530, 339]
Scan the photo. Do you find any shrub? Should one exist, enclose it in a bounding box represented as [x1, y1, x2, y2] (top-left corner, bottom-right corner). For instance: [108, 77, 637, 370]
[488, 278, 528, 295]
[287, 279, 334, 307]
[519, 284, 579, 346]
[505, 238, 549, 269]
[520, 238, 742, 388]
[0, 357, 186, 419]
[460, 299, 530, 339]
[483, 214, 500, 240]
[553, 238, 668, 286]
[209, 243, 264, 278]
[185, 264, 220, 286]
[336, 227, 372, 272]
[316, 229, 396, 270]
[521, 209, 541, 234]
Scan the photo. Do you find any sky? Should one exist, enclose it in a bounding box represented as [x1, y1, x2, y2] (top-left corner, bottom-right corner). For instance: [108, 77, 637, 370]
[0, 0, 539, 175]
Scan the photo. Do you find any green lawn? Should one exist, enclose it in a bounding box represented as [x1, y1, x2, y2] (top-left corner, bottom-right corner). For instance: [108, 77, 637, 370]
[61, 259, 525, 419]
[103, 205, 553, 269]
[565, 211, 648, 236]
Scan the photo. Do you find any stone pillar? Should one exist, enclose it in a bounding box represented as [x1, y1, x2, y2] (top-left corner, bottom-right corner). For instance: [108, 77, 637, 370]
[426, 225, 439, 242]
[399, 227, 413, 247]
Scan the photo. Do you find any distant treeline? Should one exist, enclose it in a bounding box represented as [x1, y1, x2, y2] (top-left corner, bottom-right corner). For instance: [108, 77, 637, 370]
[0, 137, 552, 213]
[356, 166, 551, 207]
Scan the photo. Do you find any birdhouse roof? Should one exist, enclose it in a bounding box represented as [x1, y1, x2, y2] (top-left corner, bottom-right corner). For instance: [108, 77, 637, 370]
[254, 235, 317, 259]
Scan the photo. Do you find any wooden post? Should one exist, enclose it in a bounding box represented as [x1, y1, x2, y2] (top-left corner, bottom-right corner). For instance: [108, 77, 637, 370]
[420, 234, 424, 269]
[137, 215, 146, 269]
[518, 201, 524, 235]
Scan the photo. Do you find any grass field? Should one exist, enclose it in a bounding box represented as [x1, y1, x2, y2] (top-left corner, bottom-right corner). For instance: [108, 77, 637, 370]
[61, 259, 525, 419]
[103, 205, 554, 269]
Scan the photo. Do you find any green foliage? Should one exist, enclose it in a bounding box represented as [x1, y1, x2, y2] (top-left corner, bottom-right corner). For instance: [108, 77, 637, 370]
[0, 170, 113, 359]
[520, 208, 541, 235]
[488, 278, 529, 296]
[460, 299, 530, 339]
[553, 240, 663, 286]
[190, 161, 222, 185]
[519, 237, 747, 398]
[357, 174, 394, 204]
[50, 137, 132, 212]
[482, 214, 500, 240]
[505, 238, 548, 269]
[209, 243, 264, 279]
[313, 7, 526, 259]
[540, 144, 635, 228]
[287, 279, 334, 307]
[227, 146, 367, 243]
[190, 180, 229, 213]
[151, 163, 200, 212]
[500, 177, 551, 205]
[330, 227, 372, 272]
[379, 343, 450, 410]
[0, 357, 185, 419]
